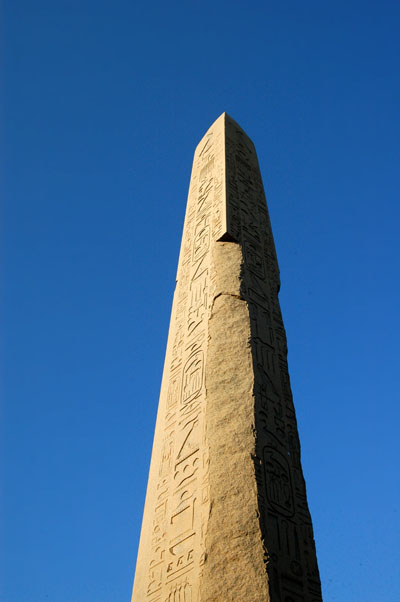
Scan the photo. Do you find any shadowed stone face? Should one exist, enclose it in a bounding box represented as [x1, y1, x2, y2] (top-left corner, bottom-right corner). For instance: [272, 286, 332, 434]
[131, 114, 323, 602]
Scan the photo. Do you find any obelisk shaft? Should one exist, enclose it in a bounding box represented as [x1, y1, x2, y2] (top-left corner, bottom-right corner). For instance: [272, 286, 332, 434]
[131, 114, 322, 602]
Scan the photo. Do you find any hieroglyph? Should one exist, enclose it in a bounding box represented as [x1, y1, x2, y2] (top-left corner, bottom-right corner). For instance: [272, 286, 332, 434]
[131, 114, 323, 602]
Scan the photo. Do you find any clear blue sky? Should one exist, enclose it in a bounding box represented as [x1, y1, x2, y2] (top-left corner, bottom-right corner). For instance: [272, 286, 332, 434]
[2, 1, 400, 601]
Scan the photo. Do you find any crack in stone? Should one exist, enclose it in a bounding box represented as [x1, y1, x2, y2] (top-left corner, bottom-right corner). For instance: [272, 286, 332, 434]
[210, 291, 245, 316]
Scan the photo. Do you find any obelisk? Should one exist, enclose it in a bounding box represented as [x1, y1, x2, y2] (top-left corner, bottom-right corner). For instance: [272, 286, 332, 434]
[131, 113, 323, 602]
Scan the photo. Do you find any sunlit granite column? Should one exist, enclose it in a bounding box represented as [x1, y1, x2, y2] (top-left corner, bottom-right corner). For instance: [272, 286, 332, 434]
[131, 113, 323, 602]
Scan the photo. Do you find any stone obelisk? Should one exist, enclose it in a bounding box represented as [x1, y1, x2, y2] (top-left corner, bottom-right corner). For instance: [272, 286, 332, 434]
[131, 114, 323, 602]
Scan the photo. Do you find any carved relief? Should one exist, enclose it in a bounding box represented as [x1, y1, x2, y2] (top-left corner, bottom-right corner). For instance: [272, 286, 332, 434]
[244, 240, 265, 278]
[181, 351, 204, 405]
[263, 447, 294, 517]
[167, 372, 181, 409]
[166, 533, 195, 581]
[192, 214, 210, 262]
[134, 114, 322, 602]
[159, 433, 174, 478]
[187, 272, 208, 336]
[165, 580, 192, 602]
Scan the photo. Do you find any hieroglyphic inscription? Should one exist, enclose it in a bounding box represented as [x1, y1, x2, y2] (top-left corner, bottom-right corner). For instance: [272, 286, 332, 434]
[132, 114, 322, 602]
[165, 580, 192, 602]
[133, 120, 229, 602]
[224, 115, 323, 601]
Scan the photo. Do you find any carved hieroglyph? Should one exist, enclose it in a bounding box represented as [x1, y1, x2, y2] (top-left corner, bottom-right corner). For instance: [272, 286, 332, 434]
[131, 113, 323, 602]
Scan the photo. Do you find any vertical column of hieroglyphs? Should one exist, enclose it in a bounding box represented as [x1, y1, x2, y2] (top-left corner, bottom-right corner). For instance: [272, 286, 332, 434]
[132, 117, 226, 602]
[224, 115, 323, 602]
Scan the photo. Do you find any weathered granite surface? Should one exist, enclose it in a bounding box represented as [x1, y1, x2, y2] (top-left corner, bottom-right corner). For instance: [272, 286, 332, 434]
[131, 114, 322, 602]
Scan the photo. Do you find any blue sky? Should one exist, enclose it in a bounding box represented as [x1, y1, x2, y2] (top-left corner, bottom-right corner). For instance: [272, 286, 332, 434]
[2, 1, 400, 601]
